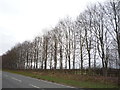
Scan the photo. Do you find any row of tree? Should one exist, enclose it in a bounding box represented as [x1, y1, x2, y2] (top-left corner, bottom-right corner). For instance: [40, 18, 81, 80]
[2, 1, 120, 76]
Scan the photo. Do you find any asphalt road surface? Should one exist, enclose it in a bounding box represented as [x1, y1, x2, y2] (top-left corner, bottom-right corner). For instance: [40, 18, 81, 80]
[2, 71, 76, 89]
[0, 71, 2, 89]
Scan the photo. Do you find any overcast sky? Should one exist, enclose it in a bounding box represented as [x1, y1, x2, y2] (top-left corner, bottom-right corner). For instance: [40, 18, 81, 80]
[0, 0, 106, 55]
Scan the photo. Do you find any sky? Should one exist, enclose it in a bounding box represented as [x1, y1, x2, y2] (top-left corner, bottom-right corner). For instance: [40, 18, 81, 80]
[0, 0, 106, 55]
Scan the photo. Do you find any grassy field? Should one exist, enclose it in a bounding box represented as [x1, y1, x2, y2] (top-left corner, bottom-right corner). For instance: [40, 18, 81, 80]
[3, 69, 119, 88]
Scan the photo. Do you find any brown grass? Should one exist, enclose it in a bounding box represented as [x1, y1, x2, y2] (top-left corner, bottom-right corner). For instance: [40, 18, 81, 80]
[4, 69, 119, 88]
[26, 70, 118, 86]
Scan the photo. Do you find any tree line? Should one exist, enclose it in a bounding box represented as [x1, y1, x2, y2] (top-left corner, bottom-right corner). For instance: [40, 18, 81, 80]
[2, 1, 120, 76]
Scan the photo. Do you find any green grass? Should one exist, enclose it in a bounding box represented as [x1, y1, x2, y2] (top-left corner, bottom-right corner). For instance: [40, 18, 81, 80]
[38, 76, 117, 88]
[3, 69, 119, 88]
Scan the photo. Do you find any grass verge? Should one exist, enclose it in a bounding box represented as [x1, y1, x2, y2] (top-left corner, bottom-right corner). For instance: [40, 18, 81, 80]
[3, 69, 119, 88]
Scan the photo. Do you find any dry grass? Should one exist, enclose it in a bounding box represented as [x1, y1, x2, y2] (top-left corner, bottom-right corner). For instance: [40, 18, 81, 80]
[29, 70, 118, 86]
[3, 69, 119, 88]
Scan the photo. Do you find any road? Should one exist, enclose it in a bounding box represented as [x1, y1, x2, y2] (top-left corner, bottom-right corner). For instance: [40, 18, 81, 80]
[2, 71, 77, 89]
[0, 71, 2, 90]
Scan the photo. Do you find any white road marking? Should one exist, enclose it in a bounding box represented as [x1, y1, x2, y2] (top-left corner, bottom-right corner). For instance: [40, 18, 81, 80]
[25, 76, 74, 88]
[5, 71, 74, 88]
[11, 77, 22, 82]
[29, 84, 40, 88]
[38, 79, 74, 88]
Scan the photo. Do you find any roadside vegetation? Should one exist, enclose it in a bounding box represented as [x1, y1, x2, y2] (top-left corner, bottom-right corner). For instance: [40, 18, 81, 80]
[2, 0, 120, 89]
[4, 69, 119, 88]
